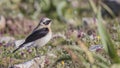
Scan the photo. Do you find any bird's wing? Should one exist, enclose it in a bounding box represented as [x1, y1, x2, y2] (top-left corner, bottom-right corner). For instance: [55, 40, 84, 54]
[24, 28, 49, 44]
[12, 28, 49, 53]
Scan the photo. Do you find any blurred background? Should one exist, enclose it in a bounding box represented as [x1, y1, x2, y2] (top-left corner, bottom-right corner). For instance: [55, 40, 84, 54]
[0, 0, 120, 37]
[1, 0, 120, 68]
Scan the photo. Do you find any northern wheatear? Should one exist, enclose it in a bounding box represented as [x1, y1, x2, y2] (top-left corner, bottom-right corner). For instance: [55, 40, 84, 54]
[12, 17, 52, 55]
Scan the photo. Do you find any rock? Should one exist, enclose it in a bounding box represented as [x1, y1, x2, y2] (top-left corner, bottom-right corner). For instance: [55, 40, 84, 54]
[82, 17, 106, 31]
[89, 45, 103, 52]
[82, 17, 98, 29]
[0, 36, 15, 44]
[11, 56, 46, 68]
[0, 15, 6, 30]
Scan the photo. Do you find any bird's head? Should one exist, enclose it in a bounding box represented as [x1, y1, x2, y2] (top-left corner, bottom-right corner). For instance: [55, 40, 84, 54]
[39, 17, 52, 27]
[33, 17, 52, 31]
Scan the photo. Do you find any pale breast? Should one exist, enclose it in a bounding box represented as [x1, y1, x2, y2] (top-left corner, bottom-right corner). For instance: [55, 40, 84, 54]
[35, 32, 52, 47]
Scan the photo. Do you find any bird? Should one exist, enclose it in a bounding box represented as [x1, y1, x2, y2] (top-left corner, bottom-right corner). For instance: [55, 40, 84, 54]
[12, 17, 52, 55]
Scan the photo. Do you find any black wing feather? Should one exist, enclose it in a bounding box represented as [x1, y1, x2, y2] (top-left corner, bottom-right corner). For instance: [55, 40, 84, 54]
[24, 28, 49, 44]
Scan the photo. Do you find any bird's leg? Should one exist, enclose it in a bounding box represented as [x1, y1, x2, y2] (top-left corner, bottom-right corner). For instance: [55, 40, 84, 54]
[35, 46, 40, 57]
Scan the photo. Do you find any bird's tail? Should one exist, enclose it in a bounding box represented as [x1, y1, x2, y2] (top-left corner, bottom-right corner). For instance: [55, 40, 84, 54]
[12, 43, 24, 53]
[12, 47, 20, 53]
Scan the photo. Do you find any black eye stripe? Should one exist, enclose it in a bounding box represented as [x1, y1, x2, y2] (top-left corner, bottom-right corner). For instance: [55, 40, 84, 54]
[43, 22, 45, 23]
[46, 20, 51, 22]
[42, 20, 51, 25]
[43, 22, 48, 25]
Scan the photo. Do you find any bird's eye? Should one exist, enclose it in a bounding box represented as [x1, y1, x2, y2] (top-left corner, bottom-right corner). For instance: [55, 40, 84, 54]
[43, 22, 46, 24]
